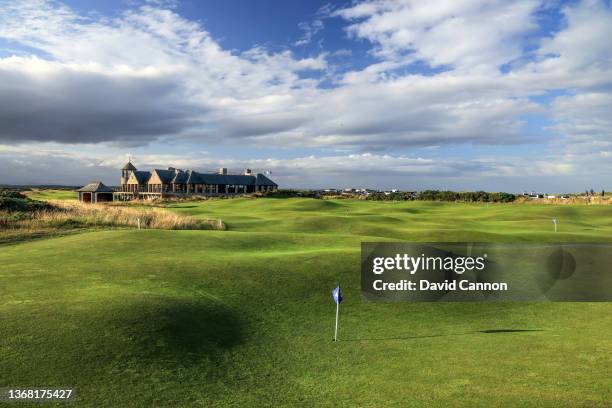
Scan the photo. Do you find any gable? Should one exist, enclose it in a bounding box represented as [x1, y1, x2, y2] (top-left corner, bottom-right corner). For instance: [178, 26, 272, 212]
[126, 173, 138, 184]
[127, 171, 150, 184]
[156, 169, 176, 184]
[77, 181, 114, 192]
[148, 170, 163, 185]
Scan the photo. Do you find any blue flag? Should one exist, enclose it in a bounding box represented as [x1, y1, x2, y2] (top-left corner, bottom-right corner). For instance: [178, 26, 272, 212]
[332, 286, 343, 304]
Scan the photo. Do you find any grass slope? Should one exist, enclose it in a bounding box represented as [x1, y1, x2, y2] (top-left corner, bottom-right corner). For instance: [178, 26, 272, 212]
[1, 198, 611, 407]
[168, 198, 612, 242]
[24, 189, 77, 201]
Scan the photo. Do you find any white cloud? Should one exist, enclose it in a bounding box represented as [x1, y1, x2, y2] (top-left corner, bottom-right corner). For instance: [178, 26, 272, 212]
[295, 3, 333, 46]
[335, 0, 540, 73]
[0, 1, 329, 145]
[0, 145, 579, 190]
[0, 0, 543, 148]
[515, 0, 612, 161]
[552, 92, 612, 150]
[295, 19, 325, 46]
[0, 0, 611, 189]
[536, 0, 612, 73]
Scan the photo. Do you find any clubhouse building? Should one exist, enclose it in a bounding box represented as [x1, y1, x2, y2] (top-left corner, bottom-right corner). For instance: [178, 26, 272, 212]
[77, 161, 278, 202]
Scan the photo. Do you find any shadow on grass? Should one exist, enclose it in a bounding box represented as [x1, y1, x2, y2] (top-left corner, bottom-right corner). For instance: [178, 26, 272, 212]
[341, 329, 543, 342]
[156, 302, 244, 352]
[476, 329, 543, 334]
[114, 298, 246, 366]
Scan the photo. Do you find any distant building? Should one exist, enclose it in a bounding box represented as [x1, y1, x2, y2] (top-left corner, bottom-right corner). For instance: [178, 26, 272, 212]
[77, 161, 278, 202]
[76, 181, 114, 203]
[524, 191, 545, 199]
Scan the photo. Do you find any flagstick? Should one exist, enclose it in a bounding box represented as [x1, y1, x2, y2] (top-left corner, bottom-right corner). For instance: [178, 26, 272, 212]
[334, 301, 339, 342]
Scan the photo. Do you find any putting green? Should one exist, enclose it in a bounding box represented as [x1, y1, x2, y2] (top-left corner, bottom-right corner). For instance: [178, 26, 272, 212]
[1, 198, 611, 406]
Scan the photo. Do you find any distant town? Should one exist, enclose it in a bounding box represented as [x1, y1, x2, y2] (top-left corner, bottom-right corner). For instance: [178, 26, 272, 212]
[1, 184, 607, 202]
[1, 162, 608, 204]
[310, 188, 606, 200]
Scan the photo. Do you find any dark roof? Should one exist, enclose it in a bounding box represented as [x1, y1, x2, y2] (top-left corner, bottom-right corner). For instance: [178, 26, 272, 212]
[152, 169, 176, 184]
[171, 170, 189, 184]
[132, 171, 151, 184]
[193, 173, 256, 185]
[256, 173, 277, 186]
[122, 162, 137, 171]
[77, 181, 114, 192]
[185, 171, 198, 185]
[150, 169, 277, 186]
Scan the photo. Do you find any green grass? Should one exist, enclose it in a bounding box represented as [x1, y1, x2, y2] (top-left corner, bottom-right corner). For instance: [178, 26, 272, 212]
[168, 198, 612, 242]
[1, 198, 611, 407]
[24, 189, 77, 201]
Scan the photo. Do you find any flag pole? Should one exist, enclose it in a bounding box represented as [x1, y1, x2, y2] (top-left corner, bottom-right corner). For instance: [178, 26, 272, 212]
[334, 301, 339, 342]
[332, 285, 342, 342]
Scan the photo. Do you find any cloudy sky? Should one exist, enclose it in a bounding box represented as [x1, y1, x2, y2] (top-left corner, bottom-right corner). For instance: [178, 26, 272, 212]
[0, 0, 611, 192]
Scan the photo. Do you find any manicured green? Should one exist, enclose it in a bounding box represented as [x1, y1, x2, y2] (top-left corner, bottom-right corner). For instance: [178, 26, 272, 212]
[1, 198, 611, 407]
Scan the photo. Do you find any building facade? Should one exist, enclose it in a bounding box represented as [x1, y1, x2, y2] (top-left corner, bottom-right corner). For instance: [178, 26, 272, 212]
[115, 162, 278, 200]
[76, 181, 115, 203]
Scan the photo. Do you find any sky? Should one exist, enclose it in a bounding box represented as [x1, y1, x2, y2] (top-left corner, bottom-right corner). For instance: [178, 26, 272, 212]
[0, 0, 611, 192]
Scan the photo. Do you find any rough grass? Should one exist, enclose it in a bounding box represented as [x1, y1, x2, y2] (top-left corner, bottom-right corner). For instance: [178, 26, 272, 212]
[515, 195, 612, 205]
[0, 198, 611, 407]
[0, 200, 225, 243]
[48, 201, 225, 230]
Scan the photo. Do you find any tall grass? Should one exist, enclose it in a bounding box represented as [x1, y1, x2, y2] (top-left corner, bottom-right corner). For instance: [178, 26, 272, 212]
[0, 201, 225, 243]
[52, 201, 225, 230]
[514, 196, 612, 205]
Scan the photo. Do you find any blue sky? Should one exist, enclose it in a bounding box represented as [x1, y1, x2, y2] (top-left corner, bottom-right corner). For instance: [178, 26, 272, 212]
[0, 0, 611, 192]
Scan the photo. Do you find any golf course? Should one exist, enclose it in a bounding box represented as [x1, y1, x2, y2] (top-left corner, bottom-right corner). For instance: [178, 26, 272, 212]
[1, 194, 611, 407]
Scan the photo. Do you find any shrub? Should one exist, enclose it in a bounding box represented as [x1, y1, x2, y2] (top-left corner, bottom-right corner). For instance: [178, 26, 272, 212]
[367, 192, 415, 201]
[0, 189, 53, 212]
[0, 190, 26, 199]
[415, 190, 516, 203]
[260, 189, 318, 198]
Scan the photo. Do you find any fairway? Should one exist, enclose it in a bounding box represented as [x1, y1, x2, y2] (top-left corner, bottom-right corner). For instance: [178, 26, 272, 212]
[1, 198, 611, 407]
[24, 189, 77, 201]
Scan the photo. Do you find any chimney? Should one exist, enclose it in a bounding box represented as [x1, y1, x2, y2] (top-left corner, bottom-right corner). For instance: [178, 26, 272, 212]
[244, 168, 252, 176]
[219, 167, 227, 175]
